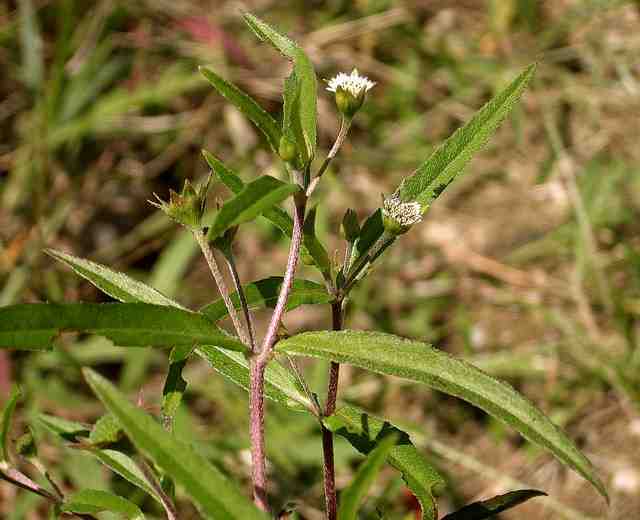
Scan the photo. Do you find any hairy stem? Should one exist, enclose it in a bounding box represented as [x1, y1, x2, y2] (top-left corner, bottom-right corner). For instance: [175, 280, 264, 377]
[249, 194, 307, 512]
[322, 300, 344, 520]
[307, 117, 352, 196]
[192, 229, 250, 346]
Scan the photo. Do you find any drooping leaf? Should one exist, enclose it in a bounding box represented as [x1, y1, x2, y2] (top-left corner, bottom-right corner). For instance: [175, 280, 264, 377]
[324, 405, 443, 520]
[199, 66, 281, 153]
[398, 64, 536, 209]
[200, 276, 332, 322]
[62, 489, 145, 520]
[47, 249, 185, 309]
[84, 368, 268, 519]
[338, 433, 397, 520]
[196, 345, 313, 412]
[0, 303, 245, 352]
[207, 175, 299, 240]
[277, 330, 608, 501]
[243, 13, 317, 161]
[441, 489, 547, 520]
[1, 386, 22, 462]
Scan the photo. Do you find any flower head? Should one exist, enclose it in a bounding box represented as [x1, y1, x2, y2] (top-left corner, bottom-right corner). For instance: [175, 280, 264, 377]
[326, 69, 376, 97]
[326, 69, 375, 117]
[382, 192, 422, 235]
[149, 176, 212, 229]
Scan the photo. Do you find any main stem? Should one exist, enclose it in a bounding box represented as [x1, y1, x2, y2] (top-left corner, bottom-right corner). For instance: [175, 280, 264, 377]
[322, 300, 343, 520]
[249, 194, 307, 512]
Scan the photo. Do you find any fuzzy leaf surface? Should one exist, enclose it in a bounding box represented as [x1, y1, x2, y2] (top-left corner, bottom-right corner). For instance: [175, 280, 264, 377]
[243, 13, 317, 160]
[0, 303, 245, 352]
[48, 249, 185, 308]
[441, 489, 547, 520]
[196, 345, 313, 412]
[84, 368, 268, 520]
[278, 330, 607, 501]
[325, 405, 443, 520]
[201, 276, 331, 322]
[62, 489, 145, 519]
[199, 66, 281, 152]
[398, 64, 536, 209]
[207, 175, 299, 240]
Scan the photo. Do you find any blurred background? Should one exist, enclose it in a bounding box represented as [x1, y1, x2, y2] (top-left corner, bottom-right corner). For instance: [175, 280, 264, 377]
[1, 0, 639, 518]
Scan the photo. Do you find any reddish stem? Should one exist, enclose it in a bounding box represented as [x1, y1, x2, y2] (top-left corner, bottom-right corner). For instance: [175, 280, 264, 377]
[249, 194, 306, 512]
[322, 301, 343, 520]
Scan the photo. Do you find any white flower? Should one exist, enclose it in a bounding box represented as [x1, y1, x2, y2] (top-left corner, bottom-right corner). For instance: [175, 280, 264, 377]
[326, 69, 375, 98]
[382, 193, 422, 229]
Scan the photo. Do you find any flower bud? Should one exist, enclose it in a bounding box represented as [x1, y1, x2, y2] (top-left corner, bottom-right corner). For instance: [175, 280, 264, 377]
[149, 175, 212, 229]
[278, 136, 297, 162]
[326, 69, 375, 118]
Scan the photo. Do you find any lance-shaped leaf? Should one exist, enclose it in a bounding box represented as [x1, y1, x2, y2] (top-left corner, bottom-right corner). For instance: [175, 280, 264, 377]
[441, 489, 546, 520]
[325, 406, 443, 520]
[398, 64, 536, 209]
[202, 149, 294, 236]
[282, 71, 309, 167]
[207, 175, 299, 241]
[338, 433, 397, 520]
[201, 276, 332, 322]
[38, 414, 164, 504]
[243, 13, 317, 161]
[62, 489, 145, 520]
[0, 303, 245, 352]
[199, 66, 281, 153]
[84, 368, 268, 520]
[203, 150, 331, 276]
[277, 330, 608, 501]
[161, 345, 192, 429]
[47, 249, 185, 309]
[1, 386, 22, 462]
[196, 345, 313, 413]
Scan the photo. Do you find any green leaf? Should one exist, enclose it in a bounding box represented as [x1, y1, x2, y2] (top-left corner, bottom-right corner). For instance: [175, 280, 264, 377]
[196, 345, 313, 412]
[47, 249, 185, 309]
[278, 330, 608, 501]
[398, 64, 536, 209]
[161, 345, 192, 428]
[38, 414, 164, 504]
[202, 150, 295, 236]
[62, 489, 145, 520]
[324, 406, 443, 520]
[0, 303, 245, 352]
[303, 206, 332, 277]
[207, 175, 300, 240]
[19, 0, 44, 91]
[201, 276, 332, 322]
[1, 386, 21, 462]
[203, 151, 330, 274]
[90, 414, 124, 446]
[243, 13, 317, 161]
[441, 489, 547, 520]
[83, 368, 268, 520]
[90, 449, 163, 505]
[338, 433, 397, 520]
[38, 414, 90, 441]
[199, 66, 281, 153]
[282, 71, 309, 167]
